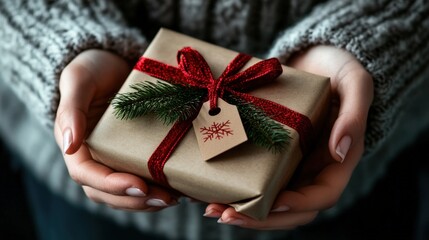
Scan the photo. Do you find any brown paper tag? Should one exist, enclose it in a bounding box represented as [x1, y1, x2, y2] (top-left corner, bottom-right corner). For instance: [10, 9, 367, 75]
[193, 99, 248, 161]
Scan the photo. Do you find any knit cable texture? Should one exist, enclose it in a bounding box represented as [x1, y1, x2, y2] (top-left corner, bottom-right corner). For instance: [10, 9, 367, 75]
[0, 0, 147, 128]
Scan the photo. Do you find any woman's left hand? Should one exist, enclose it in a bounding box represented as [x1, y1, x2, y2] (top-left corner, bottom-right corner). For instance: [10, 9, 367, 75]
[203, 45, 374, 230]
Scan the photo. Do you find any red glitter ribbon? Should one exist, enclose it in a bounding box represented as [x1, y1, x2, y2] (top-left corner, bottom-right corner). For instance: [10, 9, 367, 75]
[134, 47, 314, 185]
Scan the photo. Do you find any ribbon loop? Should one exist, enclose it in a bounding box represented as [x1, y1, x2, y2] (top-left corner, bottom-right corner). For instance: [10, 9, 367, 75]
[177, 47, 214, 86]
[218, 53, 253, 81]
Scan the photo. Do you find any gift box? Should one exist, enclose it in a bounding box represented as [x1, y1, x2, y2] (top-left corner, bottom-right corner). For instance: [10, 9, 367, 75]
[86, 28, 330, 220]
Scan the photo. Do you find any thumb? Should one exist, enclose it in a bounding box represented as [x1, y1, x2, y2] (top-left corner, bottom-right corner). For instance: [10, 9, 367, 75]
[55, 62, 95, 155]
[329, 67, 373, 163]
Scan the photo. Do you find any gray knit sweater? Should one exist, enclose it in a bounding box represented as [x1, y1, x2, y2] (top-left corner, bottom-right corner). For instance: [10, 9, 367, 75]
[1, 0, 429, 240]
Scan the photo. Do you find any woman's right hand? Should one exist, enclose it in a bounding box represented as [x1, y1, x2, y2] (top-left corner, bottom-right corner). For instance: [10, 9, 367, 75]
[204, 45, 373, 229]
[54, 49, 178, 211]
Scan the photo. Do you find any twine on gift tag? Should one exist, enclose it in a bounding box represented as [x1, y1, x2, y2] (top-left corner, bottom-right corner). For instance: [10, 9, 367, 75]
[193, 99, 248, 161]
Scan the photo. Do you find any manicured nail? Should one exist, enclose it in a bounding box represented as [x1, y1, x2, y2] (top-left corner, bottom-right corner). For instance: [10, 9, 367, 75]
[336, 135, 352, 163]
[63, 128, 72, 155]
[217, 217, 245, 226]
[125, 187, 146, 197]
[203, 209, 222, 218]
[271, 205, 290, 212]
[146, 198, 168, 207]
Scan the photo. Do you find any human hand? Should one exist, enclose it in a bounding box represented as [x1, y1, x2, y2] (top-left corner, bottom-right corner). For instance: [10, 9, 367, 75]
[54, 50, 178, 211]
[204, 45, 373, 229]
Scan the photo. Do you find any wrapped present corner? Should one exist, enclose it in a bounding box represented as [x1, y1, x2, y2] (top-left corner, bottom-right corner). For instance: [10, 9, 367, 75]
[86, 28, 330, 220]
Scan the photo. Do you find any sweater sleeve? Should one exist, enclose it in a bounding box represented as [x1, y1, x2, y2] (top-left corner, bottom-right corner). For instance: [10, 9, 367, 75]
[0, 0, 147, 128]
[267, 0, 429, 151]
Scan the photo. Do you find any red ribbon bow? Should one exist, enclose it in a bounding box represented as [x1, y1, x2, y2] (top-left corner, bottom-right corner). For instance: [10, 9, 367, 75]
[134, 47, 313, 185]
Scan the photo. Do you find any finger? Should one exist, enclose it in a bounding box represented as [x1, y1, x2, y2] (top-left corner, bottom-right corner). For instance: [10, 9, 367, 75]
[217, 207, 318, 230]
[82, 186, 178, 211]
[204, 204, 229, 218]
[55, 50, 130, 155]
[271, 186, 340, 213]
[56, 61, 95, 154]
[329, 64, 373, 162]
[271, 139, 365, 213]
[64, 143, 149, 197]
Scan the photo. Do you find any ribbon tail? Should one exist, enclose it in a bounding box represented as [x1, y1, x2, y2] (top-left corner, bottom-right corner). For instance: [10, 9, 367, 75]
[226, 58, 283, 90]
[134, 57, 189, 86]
[147, 119, 194, 185]
[231, 91, 314, 153]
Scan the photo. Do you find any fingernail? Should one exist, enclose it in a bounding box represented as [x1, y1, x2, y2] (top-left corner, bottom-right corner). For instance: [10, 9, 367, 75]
[146, 199, 168, 207]
[63, 128, 72, 155]
[125, 187, 146, 197]
[336, 135, 352, 163]
[203, 209, 222, 218]
[271, 205, 290, 212]
[217, 217, 245, 226]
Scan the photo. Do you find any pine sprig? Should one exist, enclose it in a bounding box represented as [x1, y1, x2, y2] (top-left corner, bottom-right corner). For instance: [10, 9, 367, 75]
[111, 81, 291, 152]
[225, 94, 291, 153]
[111, 81, 206, 124]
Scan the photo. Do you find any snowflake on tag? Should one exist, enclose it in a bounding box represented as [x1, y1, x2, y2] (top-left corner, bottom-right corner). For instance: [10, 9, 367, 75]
[200, 120, 234, 142]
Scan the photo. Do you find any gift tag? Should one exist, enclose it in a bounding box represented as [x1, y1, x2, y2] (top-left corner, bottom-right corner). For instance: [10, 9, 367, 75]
[193, 99, 248, 161]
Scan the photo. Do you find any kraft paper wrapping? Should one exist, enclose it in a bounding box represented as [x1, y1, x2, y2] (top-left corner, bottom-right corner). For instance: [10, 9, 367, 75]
[87, 28, 330, 220]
